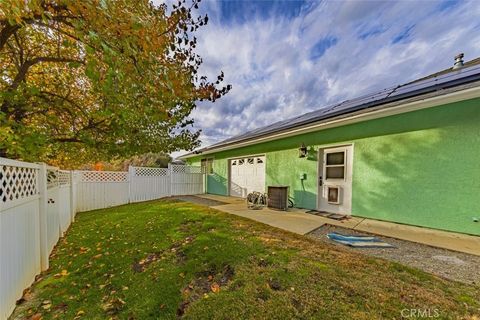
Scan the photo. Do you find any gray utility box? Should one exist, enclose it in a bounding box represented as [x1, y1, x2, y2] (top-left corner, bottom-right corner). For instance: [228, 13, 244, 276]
[267, 186, 289, 211]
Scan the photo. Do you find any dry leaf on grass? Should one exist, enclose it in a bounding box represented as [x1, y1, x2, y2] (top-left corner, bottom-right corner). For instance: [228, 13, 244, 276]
[41, 304, 51, 310]
[210, 283, 220, 293]
[30, 313, 42, 320]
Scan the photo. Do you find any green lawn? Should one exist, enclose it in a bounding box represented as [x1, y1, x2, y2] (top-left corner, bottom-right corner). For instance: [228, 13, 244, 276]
[13, 200, 480, 319]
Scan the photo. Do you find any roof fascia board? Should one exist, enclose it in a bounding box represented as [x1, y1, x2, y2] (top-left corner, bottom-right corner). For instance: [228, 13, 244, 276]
[180, 85, 480, 159]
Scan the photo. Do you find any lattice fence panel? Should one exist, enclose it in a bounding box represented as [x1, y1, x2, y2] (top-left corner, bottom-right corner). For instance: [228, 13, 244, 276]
[58, 170, 71, 185]
[0, 165, 38, 203]
[79, 171, 128, 182]
[170, 164, 186, 174]
[186, 166, 203, 174]
[171, 164, 204, 174]
[133, 167, 168, 176]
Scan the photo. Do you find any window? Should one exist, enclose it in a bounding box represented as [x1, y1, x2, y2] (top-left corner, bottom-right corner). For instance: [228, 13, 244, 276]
[201, 158, 213, 174]
[256, 158, 263, 164]
[326, 152, 344, 165]
[247, 158, 254, 164]
[232, 160, 237, 166]
[238, 159, 245, 165]
[325, 151, 345, 179]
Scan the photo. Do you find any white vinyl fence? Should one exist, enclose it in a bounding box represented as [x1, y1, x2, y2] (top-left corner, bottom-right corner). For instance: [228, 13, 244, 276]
[75, 164, 205, 211]
[75, 170, 130, 212]
[0, 158, 204, 320]
[129, 166, 170, 202]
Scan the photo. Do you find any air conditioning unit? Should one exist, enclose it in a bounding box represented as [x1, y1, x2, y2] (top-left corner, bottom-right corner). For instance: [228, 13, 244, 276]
[267, 186, 289, 211]
[327, 186, 341, 204]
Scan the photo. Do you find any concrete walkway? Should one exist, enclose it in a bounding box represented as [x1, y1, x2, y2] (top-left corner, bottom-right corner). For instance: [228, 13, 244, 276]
[185, 194, 480, 256]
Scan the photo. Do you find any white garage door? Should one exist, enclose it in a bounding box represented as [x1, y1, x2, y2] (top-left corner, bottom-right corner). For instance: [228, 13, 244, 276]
[230, 156, 266, 198]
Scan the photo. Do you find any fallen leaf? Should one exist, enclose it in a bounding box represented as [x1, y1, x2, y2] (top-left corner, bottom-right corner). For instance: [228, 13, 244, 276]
[93, 254, 102, 259]
[22, 288, 33, 301]
[61, 270, 68, 276]
[30, 313, 42, 320]
[210, 283, 220, 293]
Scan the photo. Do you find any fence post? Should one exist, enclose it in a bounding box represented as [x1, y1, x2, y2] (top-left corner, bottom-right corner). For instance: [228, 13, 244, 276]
[128, 166, 134, 203]
[70, 171, 76, 222]
[38, 163, 49, 271]
[168, 163, 172, 196]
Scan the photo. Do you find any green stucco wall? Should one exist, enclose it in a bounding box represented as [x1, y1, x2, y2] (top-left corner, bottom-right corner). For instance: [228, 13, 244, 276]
[188, 98, 480, 235]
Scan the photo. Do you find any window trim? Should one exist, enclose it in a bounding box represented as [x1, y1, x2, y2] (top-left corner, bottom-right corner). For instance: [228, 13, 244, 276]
[324, 150, 346, 180]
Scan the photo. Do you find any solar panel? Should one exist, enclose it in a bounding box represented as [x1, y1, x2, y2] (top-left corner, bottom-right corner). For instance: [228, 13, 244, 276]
[200, 63, 480, 151]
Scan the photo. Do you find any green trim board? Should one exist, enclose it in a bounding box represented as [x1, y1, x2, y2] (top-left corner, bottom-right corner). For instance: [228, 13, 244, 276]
[188, 98, 480, 236]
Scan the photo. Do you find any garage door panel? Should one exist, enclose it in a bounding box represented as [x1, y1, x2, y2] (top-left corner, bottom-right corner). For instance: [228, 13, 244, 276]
[230, 156, 265, 197]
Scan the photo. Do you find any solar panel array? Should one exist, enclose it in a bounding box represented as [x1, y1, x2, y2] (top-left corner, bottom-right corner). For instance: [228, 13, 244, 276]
[205, 63, 480, 149]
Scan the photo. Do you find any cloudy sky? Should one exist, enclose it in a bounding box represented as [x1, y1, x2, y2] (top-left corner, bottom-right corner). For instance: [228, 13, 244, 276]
[167, 0, 480, 157]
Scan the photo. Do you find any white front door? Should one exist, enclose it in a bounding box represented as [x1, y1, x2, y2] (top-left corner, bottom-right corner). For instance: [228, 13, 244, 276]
[230, 156, 266, 198]
[317, 145, 353, 214]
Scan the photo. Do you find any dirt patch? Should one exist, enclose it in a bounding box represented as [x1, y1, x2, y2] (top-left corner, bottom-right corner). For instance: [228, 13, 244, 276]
[176, 301, 190, 317]
[267, 278, 283, 291]
[132, 236, 196, 272]
[132, 252, 164, 273]
[178, 220, 202, 233]
[308, 224, 480, 285]
[171, 235, 195, 264]
[177, 265, 235, 317]
[258, 258, 269, 267]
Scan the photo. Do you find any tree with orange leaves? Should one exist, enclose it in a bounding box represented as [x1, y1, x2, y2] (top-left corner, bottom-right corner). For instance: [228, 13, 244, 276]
[0, 0, 230, 167]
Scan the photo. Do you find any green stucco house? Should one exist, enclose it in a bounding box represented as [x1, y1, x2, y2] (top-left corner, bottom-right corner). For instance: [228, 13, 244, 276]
[181, 56, 480, 236]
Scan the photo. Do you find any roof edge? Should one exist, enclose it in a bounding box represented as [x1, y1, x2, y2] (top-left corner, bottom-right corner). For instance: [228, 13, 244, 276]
[180, 82, 480, 160]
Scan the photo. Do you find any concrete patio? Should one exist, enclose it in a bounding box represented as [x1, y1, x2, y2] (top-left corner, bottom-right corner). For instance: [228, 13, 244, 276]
[179, 194, 480, 256]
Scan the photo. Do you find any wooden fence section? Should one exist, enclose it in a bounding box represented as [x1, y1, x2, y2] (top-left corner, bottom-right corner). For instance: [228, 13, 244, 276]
[0, 158, 204, 320]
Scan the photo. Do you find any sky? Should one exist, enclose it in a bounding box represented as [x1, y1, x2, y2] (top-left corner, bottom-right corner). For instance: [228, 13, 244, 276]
[162, 0, 480, 158]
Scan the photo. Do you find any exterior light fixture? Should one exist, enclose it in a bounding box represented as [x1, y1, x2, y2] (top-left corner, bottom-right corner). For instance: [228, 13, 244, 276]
[299, 143, 307, 158]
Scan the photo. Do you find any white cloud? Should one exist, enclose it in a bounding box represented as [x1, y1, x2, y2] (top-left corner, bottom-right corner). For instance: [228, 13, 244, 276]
[169, 0, 480, 156]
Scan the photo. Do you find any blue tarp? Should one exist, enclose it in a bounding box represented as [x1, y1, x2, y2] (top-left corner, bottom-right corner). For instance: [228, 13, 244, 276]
[327, 232, 395, 248]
